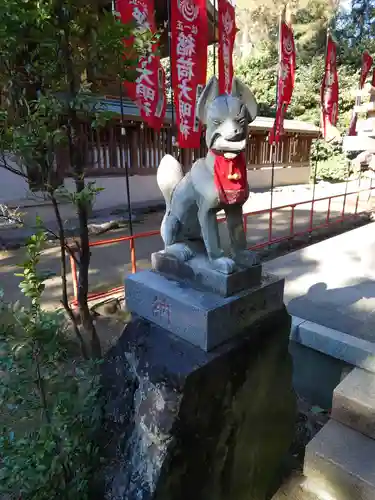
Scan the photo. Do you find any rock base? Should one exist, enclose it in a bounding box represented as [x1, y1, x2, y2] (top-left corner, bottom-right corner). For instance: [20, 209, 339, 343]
[101, 307, 296, 500]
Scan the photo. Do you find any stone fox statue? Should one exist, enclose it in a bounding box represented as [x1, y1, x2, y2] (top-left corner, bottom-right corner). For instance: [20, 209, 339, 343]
[157, 75, 258, 275]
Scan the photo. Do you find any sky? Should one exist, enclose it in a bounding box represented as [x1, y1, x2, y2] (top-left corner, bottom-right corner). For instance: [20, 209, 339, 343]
[233, 0, 353, 12]
[340, 0, 351, 11]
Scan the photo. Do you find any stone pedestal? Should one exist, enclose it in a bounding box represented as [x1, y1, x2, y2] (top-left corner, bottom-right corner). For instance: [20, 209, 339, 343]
[126, 269, 284, 351]
[126, 250, 284, 351]
[101, 308, 296, 500]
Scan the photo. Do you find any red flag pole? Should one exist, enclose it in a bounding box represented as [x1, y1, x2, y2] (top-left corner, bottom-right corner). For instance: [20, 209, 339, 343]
[167, 0, 181, 153]
[320, 29, 329, 140]
[115, 0, 134, 243]
[352, 52, 373, 214]
[342, 39, 351, 220]
[118, 80, 134, 242]
[213, 0, 217, 76]
[342, 37, 354, 218]
[348, 51, 373, 136]
[269, 7, 284, 245]
[310, 29, 330, 233]
[348, 75, 361, 137]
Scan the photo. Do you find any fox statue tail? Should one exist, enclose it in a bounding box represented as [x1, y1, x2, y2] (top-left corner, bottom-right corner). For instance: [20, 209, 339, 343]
[157, 154, 184, 210]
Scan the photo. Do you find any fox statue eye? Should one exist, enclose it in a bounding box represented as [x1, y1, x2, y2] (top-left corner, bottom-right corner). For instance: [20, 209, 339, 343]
[212, 118, 222, 126]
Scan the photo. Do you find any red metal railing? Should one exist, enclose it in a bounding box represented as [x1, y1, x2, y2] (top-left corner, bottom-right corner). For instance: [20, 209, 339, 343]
[69, 184, 375, 306]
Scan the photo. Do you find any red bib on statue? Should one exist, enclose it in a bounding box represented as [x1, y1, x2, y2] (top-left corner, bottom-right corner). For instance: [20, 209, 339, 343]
[212, 152, 248, 205]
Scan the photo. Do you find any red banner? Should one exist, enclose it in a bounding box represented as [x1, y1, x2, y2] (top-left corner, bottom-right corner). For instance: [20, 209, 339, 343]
[321, 35, 339, 140]
[269, 21, 296, 145]
[349, 50, 373, 136]
[171, 0, 208, 148]
[218, 0, 236, 94]
[116, 0, 166, 130]
[360, 50, 373, 88]
[348, 111, 358, 137]
[372, 67, 375, 87]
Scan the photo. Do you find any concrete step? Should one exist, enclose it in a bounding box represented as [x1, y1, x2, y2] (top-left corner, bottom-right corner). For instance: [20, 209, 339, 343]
[271, 472, 324, 500]
[354, 101, 375, 113]
[332, 367, 375, 439]
[304, 419, 375, 500]
[343, 134, 375, 152]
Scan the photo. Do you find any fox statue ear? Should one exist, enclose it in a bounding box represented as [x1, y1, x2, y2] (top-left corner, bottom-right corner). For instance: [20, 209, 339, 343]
[197, 76, 220, 125]
[231, 77, 258, 122]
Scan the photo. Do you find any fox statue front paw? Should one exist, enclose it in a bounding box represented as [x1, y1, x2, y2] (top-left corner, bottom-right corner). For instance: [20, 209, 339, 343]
[211, 256, 237, 274]
[165, 243, 195, 262]
[234, 250, 260, 268]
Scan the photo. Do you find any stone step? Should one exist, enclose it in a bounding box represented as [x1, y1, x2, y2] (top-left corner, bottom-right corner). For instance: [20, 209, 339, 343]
[271, 472, 323, 500]
[343, 134, 375, 153]
[350, 84, 375, 97]
[354, 101, 375, 113]
[332, 367, 375, 439]
[304, 420, 375, 500]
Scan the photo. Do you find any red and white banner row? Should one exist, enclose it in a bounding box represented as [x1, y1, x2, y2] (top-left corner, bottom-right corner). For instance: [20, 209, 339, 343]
[116, 0, 236, 148]
[115, 0, 375, 148]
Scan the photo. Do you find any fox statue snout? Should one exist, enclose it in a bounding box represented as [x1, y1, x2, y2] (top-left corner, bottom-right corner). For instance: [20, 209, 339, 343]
[156, 75, 260, 274]
[202, 76, 257, 156]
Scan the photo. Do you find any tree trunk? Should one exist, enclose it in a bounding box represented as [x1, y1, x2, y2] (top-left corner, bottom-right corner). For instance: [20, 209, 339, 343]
[50, 190, 89, 359]
[75, 176, 102, 359]
[60, 9, 102, 359]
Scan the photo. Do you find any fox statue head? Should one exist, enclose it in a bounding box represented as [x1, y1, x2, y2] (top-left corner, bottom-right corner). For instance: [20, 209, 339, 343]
[196, 75, 257, 157]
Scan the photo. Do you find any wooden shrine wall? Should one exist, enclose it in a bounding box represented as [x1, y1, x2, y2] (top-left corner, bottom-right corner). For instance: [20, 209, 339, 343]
[56, 121, 315, 178]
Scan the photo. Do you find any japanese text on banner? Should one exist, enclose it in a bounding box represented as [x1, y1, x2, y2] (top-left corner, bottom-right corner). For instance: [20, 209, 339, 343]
[269, 21, 296, 145]
[116, 0, 166, 130]
[321, 35, 339, 141]
[171, 0, 208, 148]
[218, 0, 236, 95]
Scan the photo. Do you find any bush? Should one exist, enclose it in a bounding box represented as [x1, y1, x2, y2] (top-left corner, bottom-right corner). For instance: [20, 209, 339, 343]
[311, 138, 351, 183]
[0, 226, 103, 499]
[314, 155, 350, 183]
